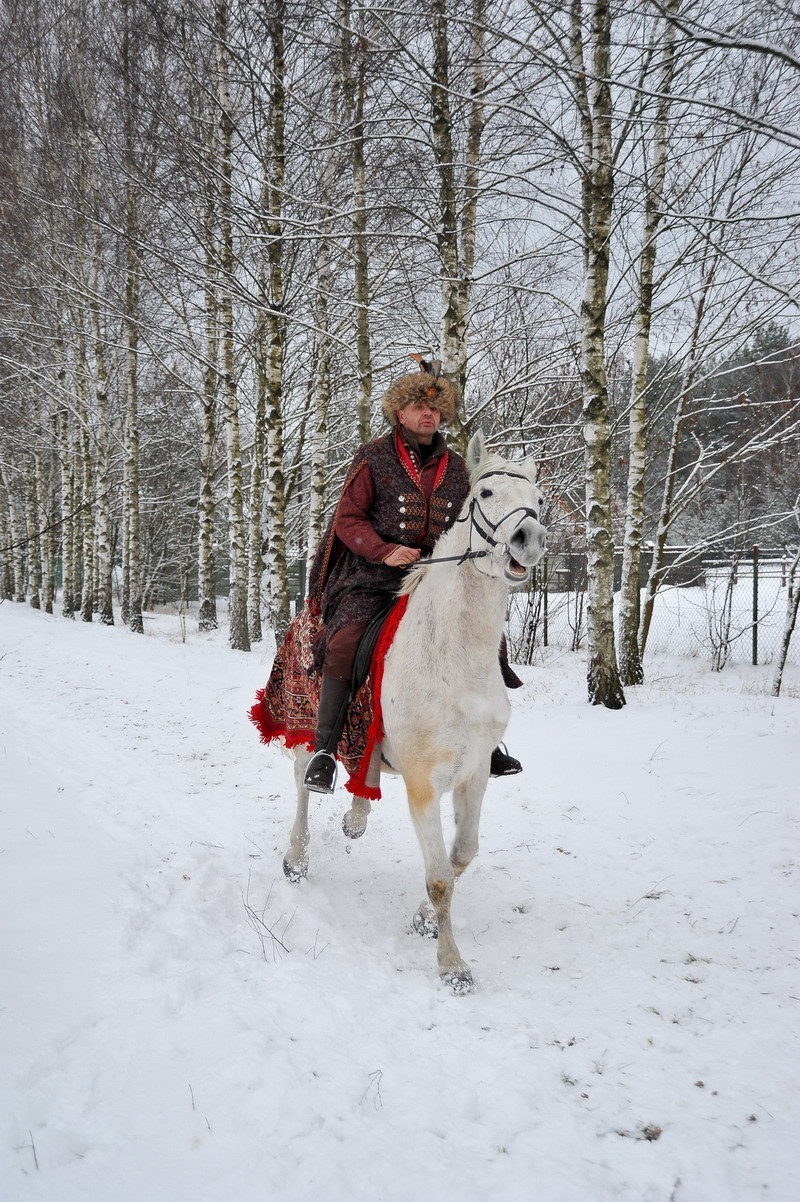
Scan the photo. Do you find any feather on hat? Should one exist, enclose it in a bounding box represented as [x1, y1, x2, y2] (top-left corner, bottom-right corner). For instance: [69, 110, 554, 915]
[381, 355, 460, 427]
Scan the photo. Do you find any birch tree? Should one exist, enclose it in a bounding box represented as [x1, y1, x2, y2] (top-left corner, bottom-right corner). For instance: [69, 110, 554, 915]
[337, 0, 373, 443]
[617, 0, 679, 686]
[215, 0, 249, 651]
[427, 0, 489, 448]
[574, 0, 625, 708]
[772, 537, 800, 697]
[258, 0, 290, 642]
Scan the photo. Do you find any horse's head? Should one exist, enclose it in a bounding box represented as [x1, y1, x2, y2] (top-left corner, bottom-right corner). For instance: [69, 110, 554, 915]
[465, 431, 547, 584]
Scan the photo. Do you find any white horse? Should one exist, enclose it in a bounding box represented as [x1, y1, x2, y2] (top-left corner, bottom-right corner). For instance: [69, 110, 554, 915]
[284, 431, 547, 992]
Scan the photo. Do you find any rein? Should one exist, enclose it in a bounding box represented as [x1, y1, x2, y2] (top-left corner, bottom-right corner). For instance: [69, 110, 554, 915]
[415, 469, 539, 567]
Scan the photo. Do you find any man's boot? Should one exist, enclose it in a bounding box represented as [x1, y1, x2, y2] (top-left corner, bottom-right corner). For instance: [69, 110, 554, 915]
[303, 675, 352, 794]
[490, 743, 523, 776]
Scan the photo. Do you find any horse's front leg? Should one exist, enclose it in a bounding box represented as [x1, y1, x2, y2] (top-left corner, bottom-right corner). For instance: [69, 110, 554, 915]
[407, 775, 474, 994]
[413, 765, 489, 940]
[283, 748, 312, 882]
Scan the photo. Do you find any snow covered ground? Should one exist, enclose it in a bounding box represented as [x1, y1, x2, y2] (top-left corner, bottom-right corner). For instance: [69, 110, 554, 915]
[1, 600, 798, 1202]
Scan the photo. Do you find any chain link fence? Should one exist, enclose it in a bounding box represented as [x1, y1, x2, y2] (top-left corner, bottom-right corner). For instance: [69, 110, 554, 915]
[507, 546, 799, 669]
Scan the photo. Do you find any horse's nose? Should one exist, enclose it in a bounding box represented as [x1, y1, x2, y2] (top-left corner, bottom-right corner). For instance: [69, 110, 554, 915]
[510, 520, 546, 562]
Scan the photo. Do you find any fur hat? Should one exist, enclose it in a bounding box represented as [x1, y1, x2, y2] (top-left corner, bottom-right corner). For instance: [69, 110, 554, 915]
[381, 356, 460, 427]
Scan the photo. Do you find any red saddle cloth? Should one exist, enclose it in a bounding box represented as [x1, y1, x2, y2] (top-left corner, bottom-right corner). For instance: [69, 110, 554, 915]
[248, 595, 409, 800]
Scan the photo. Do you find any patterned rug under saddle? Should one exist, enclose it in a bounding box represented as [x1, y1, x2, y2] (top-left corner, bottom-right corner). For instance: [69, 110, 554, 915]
[248, 596, 409, 800]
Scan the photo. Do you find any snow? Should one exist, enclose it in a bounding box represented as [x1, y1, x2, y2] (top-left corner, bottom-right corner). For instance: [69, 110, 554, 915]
[1, 600, 798, 1202]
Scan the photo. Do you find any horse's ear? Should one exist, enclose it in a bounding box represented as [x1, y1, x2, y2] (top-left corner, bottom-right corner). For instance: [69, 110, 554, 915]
[522, 453, 538, 483]
[466, 430, 486, 479]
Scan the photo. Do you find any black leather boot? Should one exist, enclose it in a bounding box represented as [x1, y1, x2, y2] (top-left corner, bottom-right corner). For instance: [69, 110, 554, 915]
[303, 675, 352, 794]
[490, 743, 523, 777]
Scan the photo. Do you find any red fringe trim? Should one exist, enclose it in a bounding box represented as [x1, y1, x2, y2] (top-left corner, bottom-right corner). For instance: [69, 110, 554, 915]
[248, 688, 314, 752]
[344, 781, 382, 801]
[344, 594, 409, 800]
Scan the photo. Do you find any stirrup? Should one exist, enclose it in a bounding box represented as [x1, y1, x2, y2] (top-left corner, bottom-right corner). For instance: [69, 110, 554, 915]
[490, 743, 523, 777]
[303, 750, 338, 794]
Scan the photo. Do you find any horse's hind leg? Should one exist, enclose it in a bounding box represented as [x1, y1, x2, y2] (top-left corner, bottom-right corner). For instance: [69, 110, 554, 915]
[284, 748, 312, 882]
[407, 777, 474, 993]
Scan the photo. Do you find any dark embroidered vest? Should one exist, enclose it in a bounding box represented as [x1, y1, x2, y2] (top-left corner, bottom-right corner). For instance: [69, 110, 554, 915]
[359, 432, 468, 553]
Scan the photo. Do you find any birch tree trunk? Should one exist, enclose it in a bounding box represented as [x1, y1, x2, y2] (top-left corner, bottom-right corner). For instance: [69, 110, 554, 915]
[122, 2, 143, 635]
[459, 0, 486, 392]
[58, 403, 76, 619]
[89, 231, 115, 625]
[306, 339, 330, 585]
[305, 21, 340, 581]
[74, 333, 96, 623]
[338, 0, 372, 443]
[430, 0, 464, 437]
[93, 365, 114, 624]
[215, 0, 249, 651]
[577, 0, 625, 709]
[26, 454, 42, 609]
[123, 212, 144, 634]
[0, 479, 11, 600]
[120, 445, 130, 625]
[0, 458, 26, 602]
[429, 0, 487, 452]
[618, 2, 679, 686]
[198, 106, 219, 634]
[36, 431, 55, 614]
[772, 545, 800, 697]
[247, 362, 266, 643]
[261, 0, 290, 642]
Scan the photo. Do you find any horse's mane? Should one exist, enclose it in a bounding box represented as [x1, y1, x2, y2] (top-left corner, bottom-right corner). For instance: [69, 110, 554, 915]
[470, 451, 538, 487]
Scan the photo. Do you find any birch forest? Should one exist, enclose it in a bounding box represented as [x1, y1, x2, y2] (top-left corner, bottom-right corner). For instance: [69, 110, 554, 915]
[1, 0, 799, 705]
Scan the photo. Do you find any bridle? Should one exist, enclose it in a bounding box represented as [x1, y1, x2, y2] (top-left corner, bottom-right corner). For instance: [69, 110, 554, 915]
[417, 469, 542, 567]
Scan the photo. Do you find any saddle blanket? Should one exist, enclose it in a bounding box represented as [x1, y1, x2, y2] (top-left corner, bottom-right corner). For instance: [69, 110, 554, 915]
[248, 595, 409, 800]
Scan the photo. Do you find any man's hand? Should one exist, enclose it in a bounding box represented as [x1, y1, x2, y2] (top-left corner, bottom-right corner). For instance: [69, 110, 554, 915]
[383, 545, 421, 567]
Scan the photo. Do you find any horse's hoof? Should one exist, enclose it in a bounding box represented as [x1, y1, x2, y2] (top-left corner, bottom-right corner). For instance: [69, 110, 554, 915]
[442, 969, 475, 995]
[283, 855, 307, 883]
[412, 907, 439, 939]
[342, 813, 366, 840]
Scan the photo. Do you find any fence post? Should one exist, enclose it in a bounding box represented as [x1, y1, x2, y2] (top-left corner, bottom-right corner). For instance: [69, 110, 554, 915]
[543, 560, 549, 648]
[752, 544, 759, 666]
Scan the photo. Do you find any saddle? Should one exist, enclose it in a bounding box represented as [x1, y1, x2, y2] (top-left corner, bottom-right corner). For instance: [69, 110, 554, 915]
[351, 600, 397, 697]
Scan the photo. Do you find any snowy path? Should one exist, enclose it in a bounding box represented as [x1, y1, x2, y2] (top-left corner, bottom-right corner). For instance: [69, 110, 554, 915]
[1, 602, 798, 1201]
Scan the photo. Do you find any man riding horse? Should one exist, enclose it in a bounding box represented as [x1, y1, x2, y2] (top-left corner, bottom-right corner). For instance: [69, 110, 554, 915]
[303, 356, 524, 794]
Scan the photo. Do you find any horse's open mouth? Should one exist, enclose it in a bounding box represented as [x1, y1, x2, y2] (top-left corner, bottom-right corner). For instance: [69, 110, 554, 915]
[505, 554, 528, 581]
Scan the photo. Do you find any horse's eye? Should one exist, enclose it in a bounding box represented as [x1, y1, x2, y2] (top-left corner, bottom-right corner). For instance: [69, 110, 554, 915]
[480, 488, 493, 499]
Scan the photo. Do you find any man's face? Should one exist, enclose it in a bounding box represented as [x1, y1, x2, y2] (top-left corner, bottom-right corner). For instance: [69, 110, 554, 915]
[397, 397, 442, 445]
